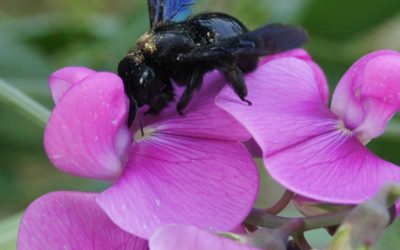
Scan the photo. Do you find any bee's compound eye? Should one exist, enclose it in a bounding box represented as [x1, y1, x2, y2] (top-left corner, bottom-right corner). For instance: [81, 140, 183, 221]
[141, 70, 149, 83]
[140, 67, 155, 85]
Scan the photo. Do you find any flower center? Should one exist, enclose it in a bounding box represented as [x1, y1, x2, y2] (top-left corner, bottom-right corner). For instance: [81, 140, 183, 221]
[336, 120, 353, 136]
[336, 119, 373, 145]
[134, 126, 156, 142]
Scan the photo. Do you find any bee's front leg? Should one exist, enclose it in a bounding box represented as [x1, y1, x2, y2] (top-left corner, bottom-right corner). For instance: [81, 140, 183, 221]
[176, 70, 203, 115]
[219, 63, 252, 106]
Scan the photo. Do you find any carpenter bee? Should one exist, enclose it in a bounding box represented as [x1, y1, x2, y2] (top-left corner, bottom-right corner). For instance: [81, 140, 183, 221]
[118, 0, 308, 127]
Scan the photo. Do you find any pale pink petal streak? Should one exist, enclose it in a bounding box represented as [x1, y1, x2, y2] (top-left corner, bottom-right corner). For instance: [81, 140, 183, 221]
[17, 192, 147, 250]
[44, 72, 131, 181]
[150, 225, 258, 250]
[97, 135, 259, 239]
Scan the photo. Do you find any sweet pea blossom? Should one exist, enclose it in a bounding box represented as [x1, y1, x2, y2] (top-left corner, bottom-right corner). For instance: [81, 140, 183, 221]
[44, 67, 259, 238]
[17, 192, 147, 250]
[216, 50, 400, 204]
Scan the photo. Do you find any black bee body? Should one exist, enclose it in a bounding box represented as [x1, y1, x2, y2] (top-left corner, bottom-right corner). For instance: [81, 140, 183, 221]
[118, 1, 308, 126]
[154, 12, 252, 81]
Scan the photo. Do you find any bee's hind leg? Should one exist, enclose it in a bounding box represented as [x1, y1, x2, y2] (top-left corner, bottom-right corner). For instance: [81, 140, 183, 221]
[219, 63, 252, 106]
[176, 70, 203, 115]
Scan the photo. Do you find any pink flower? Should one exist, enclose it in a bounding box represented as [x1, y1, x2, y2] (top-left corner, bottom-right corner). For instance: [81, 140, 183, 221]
[17, 192, 147, 250]
[44, 67, 259, 238]
[150, 224, 258, 250]
[216, 50, 400, 204]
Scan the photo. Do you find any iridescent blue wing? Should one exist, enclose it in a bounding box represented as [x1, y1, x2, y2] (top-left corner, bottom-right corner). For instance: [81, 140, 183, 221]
[163, 0, 194, 23]
[148, 0, 195, 29]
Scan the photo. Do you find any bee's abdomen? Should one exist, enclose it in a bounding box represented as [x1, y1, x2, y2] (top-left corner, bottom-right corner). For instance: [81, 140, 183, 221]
[187, 12, 249, 45]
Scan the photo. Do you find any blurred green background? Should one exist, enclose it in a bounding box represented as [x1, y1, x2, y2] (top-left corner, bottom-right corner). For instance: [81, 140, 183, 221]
[1, 0, 400, 249]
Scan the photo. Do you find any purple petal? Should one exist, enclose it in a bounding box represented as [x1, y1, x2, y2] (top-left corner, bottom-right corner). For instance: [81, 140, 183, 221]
[216, 58, 338, 157]
[97, 135, 259, 239]
[216, 52, 400, 204]
[231, 225, 246, 234]
[260, 49, 329, 104]
[44, 72, 131, 181]
[265, 130, 400, 203]
[242, 50, 330, 157]
[49, 66, 96, 104]
[134, 71, 251, 142]
[17, 192, 147, 250]
[353, 98, 398, 144]
[331, 50, 400, 140]
[150, 225, 258, 250]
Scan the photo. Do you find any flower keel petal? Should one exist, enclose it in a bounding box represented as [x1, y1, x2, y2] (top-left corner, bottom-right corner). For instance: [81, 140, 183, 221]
[331, 50, 400, 133]
[44, 72, 131, 180]
[49, 66, 96, 104]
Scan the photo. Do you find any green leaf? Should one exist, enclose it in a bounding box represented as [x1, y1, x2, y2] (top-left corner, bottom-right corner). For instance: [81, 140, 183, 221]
[301, 0, 400, 41]
[0, 78, 50, 128]
[375, 219, 400, 250]
[0, 38, 51, 78]
[0, 213, 21, 250]
[253, 159, 287, 209]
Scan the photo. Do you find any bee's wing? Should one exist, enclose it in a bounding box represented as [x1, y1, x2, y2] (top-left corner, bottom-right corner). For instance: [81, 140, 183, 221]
[248, 23, 308, 55]
[178, 24, 308, 61]
[148, 0, 195, 29]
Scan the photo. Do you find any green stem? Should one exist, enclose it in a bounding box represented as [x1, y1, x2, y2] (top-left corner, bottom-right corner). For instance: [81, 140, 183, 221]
[277, 218, 304, 239]
[247, 208, 352, 232]
[0, 78, 50, 127]
[265, 189, 294, 215]
[293, 232, 312, 250]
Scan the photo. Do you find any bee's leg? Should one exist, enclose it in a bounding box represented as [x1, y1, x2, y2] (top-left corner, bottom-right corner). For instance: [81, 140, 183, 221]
[237, 56, 259, 73]
[176, 70, 203, 115]
[146, 81, 175, 115]
[127, 98, 144, 136]
[219, 63, 252, 106]
[128, 104, 135, 127]
[127, 98, 137, 127]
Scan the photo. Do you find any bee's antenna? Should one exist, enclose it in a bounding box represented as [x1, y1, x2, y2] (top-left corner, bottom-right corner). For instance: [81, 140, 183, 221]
[134, 101, 144, 137]
[138, 111, 144, 137]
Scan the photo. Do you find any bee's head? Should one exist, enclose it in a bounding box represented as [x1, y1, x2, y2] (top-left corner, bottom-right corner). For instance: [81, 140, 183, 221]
[118, 56, 162, 108]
